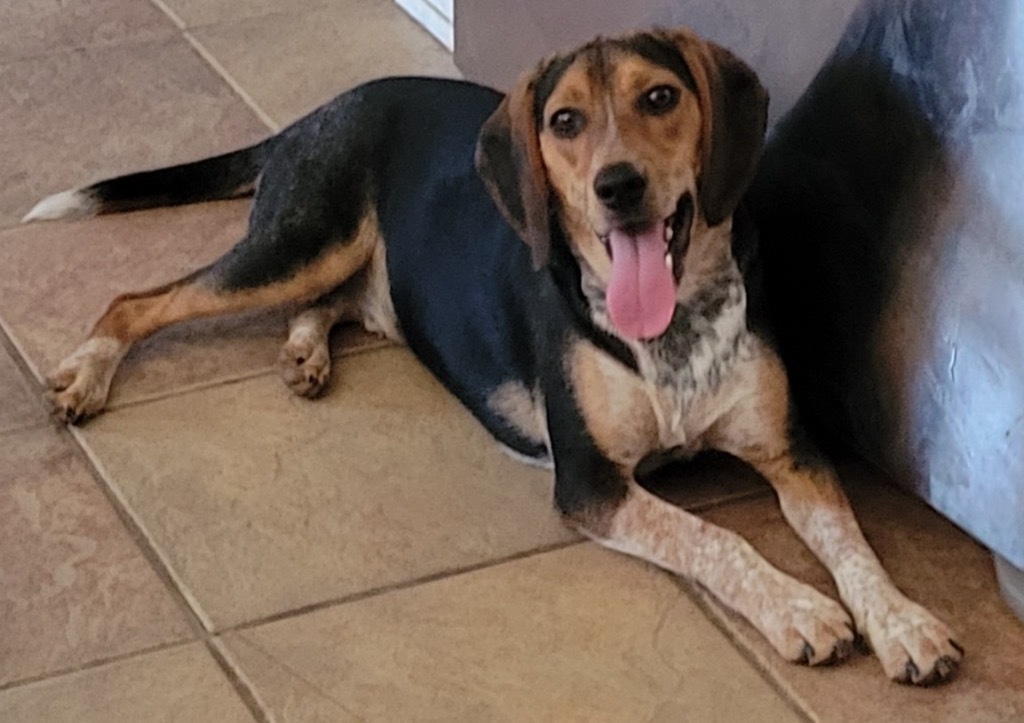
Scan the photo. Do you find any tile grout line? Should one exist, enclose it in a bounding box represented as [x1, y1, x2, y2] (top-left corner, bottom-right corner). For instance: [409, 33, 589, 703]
[99, 336, 397, 414]
[68, 424, 217, 634]
[105, 366, 280, 412]
[0, 314, 48, 389]
[181, 31, 281, 132]
[144, 0, 187, 30]
[147, 0, 281, 134]
[684, 486, 774, 513]
[0, 639, 194, 695]
[672, 579, 820, 723]
[65, 421, 277, 721]
[225, 538, 587, 634]
[205, 639, 275, 723]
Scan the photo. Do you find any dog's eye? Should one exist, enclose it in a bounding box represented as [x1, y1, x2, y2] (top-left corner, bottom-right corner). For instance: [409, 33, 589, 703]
[639, 85, 680, 115]
[549, 108, 586, 139]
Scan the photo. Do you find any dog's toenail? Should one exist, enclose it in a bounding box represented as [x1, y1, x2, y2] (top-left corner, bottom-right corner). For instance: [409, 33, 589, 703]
[854, 634, 871, 655]
[832, 638, 853, 662]
[934, 656, 955, 679]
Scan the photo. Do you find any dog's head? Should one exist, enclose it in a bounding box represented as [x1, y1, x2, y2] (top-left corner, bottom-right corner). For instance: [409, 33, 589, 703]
[476, 28, 768, 341]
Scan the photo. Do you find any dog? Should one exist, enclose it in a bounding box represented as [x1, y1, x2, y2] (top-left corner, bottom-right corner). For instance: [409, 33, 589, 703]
[24, 27, 962, 685]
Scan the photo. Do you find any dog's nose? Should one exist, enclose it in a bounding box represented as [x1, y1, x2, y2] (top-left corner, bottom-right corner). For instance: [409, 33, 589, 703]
[593, 162, 647, 212]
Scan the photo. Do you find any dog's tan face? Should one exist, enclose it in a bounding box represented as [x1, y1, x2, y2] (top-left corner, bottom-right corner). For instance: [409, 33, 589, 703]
[476, 28, 768, 341]
[537, 48, 703, 287]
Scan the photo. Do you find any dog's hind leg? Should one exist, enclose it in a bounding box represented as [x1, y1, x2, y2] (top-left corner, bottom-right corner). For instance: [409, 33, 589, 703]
[279, 287, 361, 399]
[48, 201, 382, 423]
[279, 239, 400, 398]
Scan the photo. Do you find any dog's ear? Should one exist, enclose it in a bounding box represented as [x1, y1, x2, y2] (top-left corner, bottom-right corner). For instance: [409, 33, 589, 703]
[475, 69, 552, 268]
[671, 29, 768, 227]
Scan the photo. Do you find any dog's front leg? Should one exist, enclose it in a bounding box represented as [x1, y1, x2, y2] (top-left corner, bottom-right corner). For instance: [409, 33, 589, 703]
[550, 341, 855, 666]
[749, 454, 963, 684]
[709, 347, 963, 684]
[570, 480, 858, 666]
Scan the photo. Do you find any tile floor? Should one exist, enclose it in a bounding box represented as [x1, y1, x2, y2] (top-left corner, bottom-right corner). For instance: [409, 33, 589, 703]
[1, 1, 1022, 720]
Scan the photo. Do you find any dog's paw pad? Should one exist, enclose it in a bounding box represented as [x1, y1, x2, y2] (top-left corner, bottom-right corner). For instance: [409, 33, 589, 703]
[279, 336, 331, 398]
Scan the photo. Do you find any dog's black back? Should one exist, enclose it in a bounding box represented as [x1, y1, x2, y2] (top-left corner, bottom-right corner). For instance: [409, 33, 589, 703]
[369, 79, 547, 458]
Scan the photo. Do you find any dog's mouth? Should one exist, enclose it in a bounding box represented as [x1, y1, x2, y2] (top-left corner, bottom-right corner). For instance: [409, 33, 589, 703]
[596, 194, 694, 341]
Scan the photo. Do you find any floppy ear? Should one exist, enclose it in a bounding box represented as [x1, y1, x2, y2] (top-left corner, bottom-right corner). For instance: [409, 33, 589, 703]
[475, 69, 552, 268]
[671, 29, 768, 227]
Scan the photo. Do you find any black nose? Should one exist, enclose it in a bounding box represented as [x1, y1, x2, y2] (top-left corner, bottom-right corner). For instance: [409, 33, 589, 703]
[593, 162, 647, 212]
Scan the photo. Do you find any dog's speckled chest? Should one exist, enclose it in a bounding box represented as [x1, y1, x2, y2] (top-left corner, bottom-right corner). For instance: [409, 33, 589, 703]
[635, 270, 751, 448]
[584, 258, 752, 451]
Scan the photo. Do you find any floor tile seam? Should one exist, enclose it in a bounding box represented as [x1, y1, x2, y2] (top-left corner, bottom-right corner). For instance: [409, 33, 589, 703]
[222, 539, 587, 635]
[141, 2, 281, 134]
[0, 314, 47, 388]
[6, 390, 272, 721]
[0, 312, 55, 430]
[217, 633, 367, 722]
[145, 0, 186, 30]
[148, 0, 278, 131]
[685, 487, 775, 513]
[204, 638, 275, 723]
[182, 32, 279, 131]
[66, 424, 218, 634]
[102, 366, 279, 413]
[672, 579, 819, 723]
[0, 638, 194, 695]
[94, 337, 397, 413]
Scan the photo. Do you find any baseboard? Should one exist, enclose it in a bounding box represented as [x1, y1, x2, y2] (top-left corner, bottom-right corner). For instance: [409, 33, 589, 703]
[395, 0, 454, 51]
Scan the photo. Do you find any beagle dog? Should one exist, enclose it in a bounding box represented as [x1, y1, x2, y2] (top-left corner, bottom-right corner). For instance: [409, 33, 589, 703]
[25, 27, 962, 685]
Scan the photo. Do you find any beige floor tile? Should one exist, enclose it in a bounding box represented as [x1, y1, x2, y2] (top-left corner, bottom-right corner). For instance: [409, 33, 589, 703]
[76, 347, 579, 630]
[0, 201, 385, 409]
[693, 460, 1024, 722]
[190, 0, 461, 127]
[0, 36, 269, 229]
[0, 345, 44, 433]
[220, 544, 799, 723]
[0, 643, 254, 722]
[0, 426, 192, 687]
[161, 0, 334, 28]
[0, 0, 176, 63]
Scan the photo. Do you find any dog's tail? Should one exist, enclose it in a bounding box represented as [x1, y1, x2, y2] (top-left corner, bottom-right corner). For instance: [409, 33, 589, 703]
[21, 141, 271, 223]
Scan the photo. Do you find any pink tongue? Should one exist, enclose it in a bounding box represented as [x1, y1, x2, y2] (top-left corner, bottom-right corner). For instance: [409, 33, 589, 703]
[606, 226, 676, 340]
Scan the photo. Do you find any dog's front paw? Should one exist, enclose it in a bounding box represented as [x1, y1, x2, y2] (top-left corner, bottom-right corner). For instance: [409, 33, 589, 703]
[861, 594, 963, 685]
[46, 338, 125, 424]
[279, 332, 331, 398]
[758, 577, 857, 667]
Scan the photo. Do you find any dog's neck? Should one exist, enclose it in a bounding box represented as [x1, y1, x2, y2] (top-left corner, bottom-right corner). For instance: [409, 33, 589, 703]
[546, 225, 641, 373]
[579, 217, 750, 388]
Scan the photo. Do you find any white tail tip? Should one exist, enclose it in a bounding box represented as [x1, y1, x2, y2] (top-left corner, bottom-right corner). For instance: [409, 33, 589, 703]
[22, 189, 95, 223]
